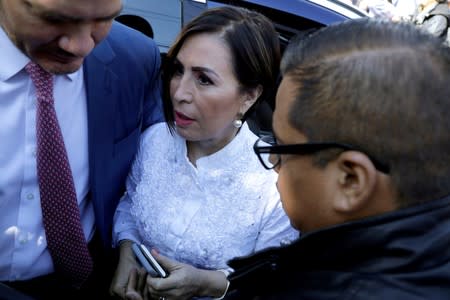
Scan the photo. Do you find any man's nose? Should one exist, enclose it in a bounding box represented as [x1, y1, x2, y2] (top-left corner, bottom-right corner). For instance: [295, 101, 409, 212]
[58, 23, 96, 58]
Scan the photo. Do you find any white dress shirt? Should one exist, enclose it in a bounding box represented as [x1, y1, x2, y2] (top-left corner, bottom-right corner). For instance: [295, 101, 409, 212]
[113, 122, 298, 271]
[0, 27, 94, 280]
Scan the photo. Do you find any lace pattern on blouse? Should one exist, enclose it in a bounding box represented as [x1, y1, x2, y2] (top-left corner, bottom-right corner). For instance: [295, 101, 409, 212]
[129, 123, 296, 270]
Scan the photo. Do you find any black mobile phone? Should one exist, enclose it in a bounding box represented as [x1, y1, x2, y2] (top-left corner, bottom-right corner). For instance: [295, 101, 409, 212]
[131, 243, 168, 278]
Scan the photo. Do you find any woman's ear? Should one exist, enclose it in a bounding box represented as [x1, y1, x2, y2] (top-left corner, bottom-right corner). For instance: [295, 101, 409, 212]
[332, 151, 378, 214]
[240, 84, 263, 114]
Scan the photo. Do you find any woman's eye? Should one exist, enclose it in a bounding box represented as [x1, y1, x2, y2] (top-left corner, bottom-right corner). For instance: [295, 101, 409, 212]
[198, 74, 213, 85]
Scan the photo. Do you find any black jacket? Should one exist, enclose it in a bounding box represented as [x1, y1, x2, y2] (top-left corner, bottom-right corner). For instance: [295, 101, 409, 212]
[226, 195, 450, 300]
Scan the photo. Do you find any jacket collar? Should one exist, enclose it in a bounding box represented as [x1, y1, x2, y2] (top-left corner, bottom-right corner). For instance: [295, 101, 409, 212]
[229, 194, 450, 282]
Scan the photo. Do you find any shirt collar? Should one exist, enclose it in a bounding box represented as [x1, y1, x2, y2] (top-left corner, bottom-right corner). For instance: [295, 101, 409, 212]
[0, 26, 29, 81]
[0, 26, 80, 82]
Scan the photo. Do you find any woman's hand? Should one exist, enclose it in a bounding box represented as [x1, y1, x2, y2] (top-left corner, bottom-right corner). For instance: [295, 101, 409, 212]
[142, 250, 229, 300]
[124, 268, 147, 300]
[110, 240, 142, 299]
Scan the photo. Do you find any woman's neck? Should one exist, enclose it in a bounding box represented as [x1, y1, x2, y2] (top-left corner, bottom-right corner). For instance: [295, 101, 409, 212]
[186, 127, 240, 166]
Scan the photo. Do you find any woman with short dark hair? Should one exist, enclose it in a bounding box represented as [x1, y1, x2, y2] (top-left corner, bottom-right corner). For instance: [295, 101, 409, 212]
[110, 6, 297, 300]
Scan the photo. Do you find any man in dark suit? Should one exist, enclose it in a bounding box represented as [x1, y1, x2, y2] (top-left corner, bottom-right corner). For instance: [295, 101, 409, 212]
[0, 0, 163, 298]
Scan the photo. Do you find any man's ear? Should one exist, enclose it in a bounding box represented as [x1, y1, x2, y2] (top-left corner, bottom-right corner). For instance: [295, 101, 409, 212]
[332, 151, 378, 214]
[240, 84, 263, 114]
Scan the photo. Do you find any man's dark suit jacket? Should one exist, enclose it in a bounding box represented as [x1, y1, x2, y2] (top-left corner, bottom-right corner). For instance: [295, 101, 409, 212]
[83, 22, 163, 248]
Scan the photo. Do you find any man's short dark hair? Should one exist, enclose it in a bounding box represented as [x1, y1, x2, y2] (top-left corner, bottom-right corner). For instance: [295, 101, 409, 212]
[280, 18, 450, 207]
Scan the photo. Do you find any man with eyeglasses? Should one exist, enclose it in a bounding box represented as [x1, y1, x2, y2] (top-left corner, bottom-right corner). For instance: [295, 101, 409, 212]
[223, 18, 450, 300]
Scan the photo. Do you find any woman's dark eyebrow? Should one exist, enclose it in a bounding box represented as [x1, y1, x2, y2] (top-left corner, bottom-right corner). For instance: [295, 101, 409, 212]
[191, 66, 219, 78]
[174, 57, 219, 78]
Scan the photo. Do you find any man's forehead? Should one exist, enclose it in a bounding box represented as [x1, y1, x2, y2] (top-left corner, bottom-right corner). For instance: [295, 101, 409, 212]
[27, 0, 122, 20]
[273, 76, 299, 143]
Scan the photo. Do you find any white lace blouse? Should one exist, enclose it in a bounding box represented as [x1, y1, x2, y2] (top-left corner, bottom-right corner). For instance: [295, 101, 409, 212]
[113, 122, 298, 270]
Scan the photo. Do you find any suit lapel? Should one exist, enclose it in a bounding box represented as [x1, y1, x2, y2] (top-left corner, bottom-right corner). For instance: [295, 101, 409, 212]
[83, 38, 118, 233]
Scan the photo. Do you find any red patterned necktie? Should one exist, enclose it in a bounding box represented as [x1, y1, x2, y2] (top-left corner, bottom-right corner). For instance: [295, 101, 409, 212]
[25, 62, 93, 288]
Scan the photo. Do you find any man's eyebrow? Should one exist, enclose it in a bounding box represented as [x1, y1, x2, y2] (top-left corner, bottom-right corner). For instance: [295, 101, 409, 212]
[40, 9, 122, 23]
[25, 0, 123, 23]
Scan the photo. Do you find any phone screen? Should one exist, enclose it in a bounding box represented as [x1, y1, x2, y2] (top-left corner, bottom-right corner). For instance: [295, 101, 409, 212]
[131, 243, 168, 278]
[139, 244, 168, 278]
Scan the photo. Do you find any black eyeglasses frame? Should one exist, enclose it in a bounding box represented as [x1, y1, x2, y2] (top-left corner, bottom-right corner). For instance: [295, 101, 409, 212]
[253, 136, 390, 174]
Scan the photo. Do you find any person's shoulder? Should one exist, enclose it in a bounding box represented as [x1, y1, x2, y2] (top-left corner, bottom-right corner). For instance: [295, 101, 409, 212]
[86, 21, 161, 78]
[138, 122, 177, 159]
[140, 122, 172, 144]
[99, 21, 160, 58]
[235, 124, 279, 188]
[109, 21, 156, 43]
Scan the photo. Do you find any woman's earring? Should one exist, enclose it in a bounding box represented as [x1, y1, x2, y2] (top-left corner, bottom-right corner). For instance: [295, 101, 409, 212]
[233, 119, 243, 128]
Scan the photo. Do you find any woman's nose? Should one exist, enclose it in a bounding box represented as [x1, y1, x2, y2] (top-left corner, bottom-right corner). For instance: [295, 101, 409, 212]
[171, 76, 193, 103]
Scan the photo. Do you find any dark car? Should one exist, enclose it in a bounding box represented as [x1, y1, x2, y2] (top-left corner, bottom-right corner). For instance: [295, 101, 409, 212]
[118, 0, 367, 134]
[120, 0, 366, 54]
[185, 0, 366, 51]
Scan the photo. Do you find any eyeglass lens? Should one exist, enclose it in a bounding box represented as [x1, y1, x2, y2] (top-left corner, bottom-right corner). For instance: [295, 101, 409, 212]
[257, 136, 280, 169]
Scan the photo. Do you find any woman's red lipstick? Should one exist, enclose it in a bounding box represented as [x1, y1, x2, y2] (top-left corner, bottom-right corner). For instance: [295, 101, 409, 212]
[175, 111, 194, 126]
